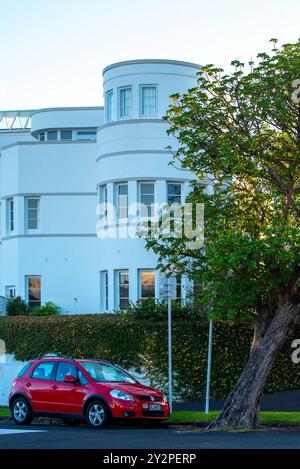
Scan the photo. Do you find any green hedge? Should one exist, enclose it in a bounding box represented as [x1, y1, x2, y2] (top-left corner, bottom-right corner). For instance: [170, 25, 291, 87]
[0, 315, 299, 400]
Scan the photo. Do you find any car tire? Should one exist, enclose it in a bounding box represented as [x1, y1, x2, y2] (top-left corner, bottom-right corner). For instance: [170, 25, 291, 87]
[63, 418, 83, 426]
[85, 400, 109, 428]
[11, 397, 33, 425]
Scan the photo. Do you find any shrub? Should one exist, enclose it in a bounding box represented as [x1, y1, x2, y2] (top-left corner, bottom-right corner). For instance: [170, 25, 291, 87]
[0, 314, 299, 400]
[31, 301, 61, 316]
[116, 298, 207, 319]
[6, 297, 29, 316]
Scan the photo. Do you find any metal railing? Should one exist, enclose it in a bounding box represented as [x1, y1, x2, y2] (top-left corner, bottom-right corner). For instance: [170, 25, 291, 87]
[0, 296, 8, 316]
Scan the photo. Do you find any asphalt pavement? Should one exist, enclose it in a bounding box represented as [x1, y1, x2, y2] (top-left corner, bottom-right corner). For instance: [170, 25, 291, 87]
[0, 421, 300, 449]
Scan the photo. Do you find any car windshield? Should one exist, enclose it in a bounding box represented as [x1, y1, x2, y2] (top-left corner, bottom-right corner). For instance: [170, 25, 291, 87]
[80, 362, 138, 383]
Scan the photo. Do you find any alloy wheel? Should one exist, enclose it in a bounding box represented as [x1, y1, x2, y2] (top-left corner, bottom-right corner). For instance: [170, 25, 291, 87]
[13, 400, 28, 422]
[88, 403, 105, 426]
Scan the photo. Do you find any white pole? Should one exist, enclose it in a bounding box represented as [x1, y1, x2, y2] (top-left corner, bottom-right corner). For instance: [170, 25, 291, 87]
[205, 320, 213, 414]
[168, 277, 173, 413]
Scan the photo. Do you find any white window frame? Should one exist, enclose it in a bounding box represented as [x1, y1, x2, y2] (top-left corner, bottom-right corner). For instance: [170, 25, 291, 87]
[105, 89, 114, 122]
[60, 129, 73, 140]
[75, 130, 96, 141]
[115, 270, 129, 309]
[6, 198, 14, 233]
[46, 130, 58, 141]
[26, 275, 41, 309]
[5, 285, 16, 299]
[26, 197, 40, 231]
[116, 183, 128, 221]
[118, 86, 132, 119]
[138, 181, 155, 219]
[140, 85, 158, 117]
[100, 270, 109, 311]
[138, 269, 156, 300]
[167, 182, 182, 205]
[99, 184, 108, 222]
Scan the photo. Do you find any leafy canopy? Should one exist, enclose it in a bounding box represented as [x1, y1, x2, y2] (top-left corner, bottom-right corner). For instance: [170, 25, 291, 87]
[146, 40, 300, 320]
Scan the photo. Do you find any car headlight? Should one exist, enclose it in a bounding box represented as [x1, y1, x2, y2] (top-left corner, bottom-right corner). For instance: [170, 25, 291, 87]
[162, 393, 168, 403]
[110, 390, 135, 401]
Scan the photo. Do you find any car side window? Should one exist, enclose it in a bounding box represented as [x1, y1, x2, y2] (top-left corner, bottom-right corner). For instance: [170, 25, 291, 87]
[78, 370, 89, 386]
[55, 362, 77, 382]
[31, 362, 56, 381]
[17, 362, 32, 377]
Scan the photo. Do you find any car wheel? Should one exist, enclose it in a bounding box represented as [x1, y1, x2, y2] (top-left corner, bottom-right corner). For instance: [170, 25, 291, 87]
[12, 397, 33, 425]
[63, 418, 83, 426]
[85, 400, 109, 428]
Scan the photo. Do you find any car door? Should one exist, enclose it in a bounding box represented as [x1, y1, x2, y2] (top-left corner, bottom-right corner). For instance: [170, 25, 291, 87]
[26, 361, 57, 412]
[50, 361, 89, 415]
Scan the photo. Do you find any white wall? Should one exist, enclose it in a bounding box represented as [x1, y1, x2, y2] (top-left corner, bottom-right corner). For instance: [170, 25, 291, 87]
[0, 355, 25, 406]
[0, 140, 100, 313]
[31, 107, 104, 137]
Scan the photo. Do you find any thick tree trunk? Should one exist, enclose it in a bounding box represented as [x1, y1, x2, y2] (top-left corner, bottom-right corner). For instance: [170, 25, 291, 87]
[209, 299, 299, 430]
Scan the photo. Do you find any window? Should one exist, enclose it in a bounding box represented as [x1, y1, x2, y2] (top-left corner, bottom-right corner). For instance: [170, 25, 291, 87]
[167, 183, 182, 205]
[117, 270, 129, 308]
[31, 362, 55, 381]
[5, 286, 16, 299]
[119, 87, 132, 118]
[26, 197, 40, 230]
[47, 131, 58, 141]
[100, 270, 109, 311]
[139, 270, 155, 300]
[105, 90, 113, 122]
[61, 130, 72, 140]
[140, 86, 157, 117]
[7, 198, 14, 232]
[39, 133, 45, 141]
[76, 131, 96, 141]
[26, 276, 41, 309]
[116, 183, 128, 220]
[56, 362, 77, 382]
[81, 362, 137, 383]
[17, 363, 32, 378]
[139, 182, 155, 218]
[176, 275, 182, 301]
[79, 370, 89, 386]
[99, 184, 108, 220]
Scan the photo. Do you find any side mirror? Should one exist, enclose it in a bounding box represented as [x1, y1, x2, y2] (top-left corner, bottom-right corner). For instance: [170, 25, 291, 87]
[63, 374, 77, 384]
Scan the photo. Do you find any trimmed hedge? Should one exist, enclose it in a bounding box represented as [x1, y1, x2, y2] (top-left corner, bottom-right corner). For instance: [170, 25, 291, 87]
[0, 315, 299, 400]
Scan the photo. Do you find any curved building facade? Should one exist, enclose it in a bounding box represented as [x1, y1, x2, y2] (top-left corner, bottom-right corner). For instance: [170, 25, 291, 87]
[0, 59, 202, 314]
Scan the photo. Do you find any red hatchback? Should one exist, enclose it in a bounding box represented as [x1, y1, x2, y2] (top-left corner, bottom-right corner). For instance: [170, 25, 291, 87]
[9, 355, 170, 428]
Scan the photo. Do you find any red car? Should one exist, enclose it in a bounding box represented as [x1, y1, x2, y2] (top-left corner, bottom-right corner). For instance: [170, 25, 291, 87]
[9, 355, 170, 428]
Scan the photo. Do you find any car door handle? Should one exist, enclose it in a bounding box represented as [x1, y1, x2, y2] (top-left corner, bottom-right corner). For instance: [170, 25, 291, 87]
[26, 382, 31, 387]
[51, 385, 58, 390]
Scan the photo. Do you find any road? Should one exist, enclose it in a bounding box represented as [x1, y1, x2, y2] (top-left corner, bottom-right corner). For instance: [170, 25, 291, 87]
[1, 421, 300, 449]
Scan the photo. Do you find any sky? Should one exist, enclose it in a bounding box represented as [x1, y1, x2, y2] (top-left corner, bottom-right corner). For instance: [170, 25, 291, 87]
[0, 0, 299, 110]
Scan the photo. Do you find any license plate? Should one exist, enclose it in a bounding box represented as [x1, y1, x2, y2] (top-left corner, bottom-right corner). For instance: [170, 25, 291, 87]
[148, 404, 162, 411]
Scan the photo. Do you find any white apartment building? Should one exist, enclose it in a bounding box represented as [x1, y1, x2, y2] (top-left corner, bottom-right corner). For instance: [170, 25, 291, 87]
[0, 59, 205, 314]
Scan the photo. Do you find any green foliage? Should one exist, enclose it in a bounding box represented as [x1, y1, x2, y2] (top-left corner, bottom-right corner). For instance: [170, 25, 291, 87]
[31, 301, 61, 316]
[145, 40, 300, 321]
[116, 298, 207, 319]
[1, 315, 299, 400]
[6, 297, 29, 316]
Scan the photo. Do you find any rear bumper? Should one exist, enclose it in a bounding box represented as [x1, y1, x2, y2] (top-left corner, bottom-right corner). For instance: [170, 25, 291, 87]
[110, 399, 170, 420]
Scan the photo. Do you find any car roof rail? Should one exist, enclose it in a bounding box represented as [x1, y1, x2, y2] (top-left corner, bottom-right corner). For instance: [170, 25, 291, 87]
[33, 353, 81, 361]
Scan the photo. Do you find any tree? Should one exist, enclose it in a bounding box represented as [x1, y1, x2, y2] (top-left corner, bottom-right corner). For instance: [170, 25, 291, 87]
[145, 40, 300, 429]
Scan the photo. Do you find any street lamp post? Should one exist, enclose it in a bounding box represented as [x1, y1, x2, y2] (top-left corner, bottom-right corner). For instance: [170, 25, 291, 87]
[167, 276, 173, 413]
[161, 275, 175, 413]
[205, 319, 213, 414]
